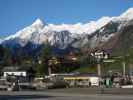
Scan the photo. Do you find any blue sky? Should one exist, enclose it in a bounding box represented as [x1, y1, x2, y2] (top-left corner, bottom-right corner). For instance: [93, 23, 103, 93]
[0, 0, 133, 37]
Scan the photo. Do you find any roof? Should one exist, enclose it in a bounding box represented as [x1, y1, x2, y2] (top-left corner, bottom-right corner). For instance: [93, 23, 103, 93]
[2, 66, 26, 72]
[51, 72, 98, 77]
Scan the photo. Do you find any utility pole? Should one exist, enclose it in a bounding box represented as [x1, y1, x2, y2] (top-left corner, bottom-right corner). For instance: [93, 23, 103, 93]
[48, 59, 52, 76]
[91, 51, 108, 86]
[48, 66, 52, 76]
[122, 61, 126, 77]
[97, 63, 101, 77]
[91, 52, 103, 86]
[94, 52, 103, 77]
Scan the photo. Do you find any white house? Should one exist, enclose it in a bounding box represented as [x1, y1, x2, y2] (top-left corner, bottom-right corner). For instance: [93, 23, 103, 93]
[3, 71, 26, 77]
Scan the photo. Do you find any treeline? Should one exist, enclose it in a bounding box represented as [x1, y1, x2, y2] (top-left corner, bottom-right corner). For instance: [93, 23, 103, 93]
[3, 43, 129, 76]
[0, 44, 83, 76]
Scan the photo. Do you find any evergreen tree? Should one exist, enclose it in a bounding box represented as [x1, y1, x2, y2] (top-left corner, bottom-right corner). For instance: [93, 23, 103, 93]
[1, 46, 12, 66]
[36, 44, 51, 76]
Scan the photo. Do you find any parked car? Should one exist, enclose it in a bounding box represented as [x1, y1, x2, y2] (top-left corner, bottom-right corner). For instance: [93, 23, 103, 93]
[0, 79, 8, 91]
[47, 80, 69, 89]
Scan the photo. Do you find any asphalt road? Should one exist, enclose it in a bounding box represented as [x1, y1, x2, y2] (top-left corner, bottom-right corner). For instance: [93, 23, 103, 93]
[0, 90, 133, 100]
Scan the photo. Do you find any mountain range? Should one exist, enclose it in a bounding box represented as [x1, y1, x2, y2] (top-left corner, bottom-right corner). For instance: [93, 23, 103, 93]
[1, 8, 133, 56]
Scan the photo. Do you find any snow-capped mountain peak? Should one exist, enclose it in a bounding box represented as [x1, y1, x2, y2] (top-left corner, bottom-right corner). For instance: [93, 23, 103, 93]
[4, 18, 44, 40]
[42, 16, 111, 35]
[119, 8, 133, 20]
[2, 8, 133, 49]
[31, 18, 44, 28]
[2, 18, 45, 46]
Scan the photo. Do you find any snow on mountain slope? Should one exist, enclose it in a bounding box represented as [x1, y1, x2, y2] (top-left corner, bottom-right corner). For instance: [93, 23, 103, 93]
[5, 18, 44, 40]
[119, 8, 133, 21]
[1, 8, 133, 49]
[3, 18, 45, 46]
[2, 17, 112, 48]
[42, 16, 111, 34]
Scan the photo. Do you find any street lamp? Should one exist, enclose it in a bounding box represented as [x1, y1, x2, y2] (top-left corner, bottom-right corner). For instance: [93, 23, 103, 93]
[91, 52, 105, 76]
[91, 51, 108, 86]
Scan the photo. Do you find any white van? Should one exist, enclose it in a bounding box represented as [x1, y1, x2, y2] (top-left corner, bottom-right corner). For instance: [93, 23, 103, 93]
[89, 77, 99, 86]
